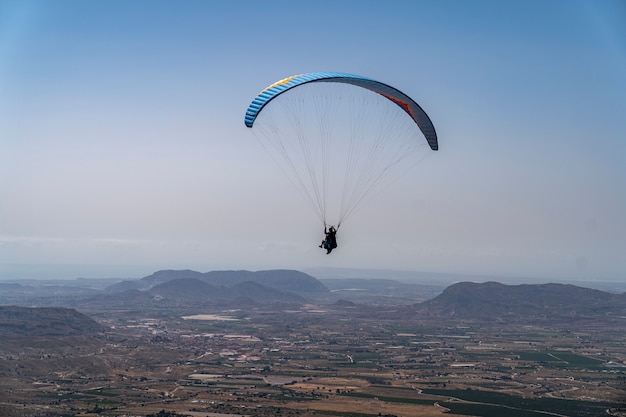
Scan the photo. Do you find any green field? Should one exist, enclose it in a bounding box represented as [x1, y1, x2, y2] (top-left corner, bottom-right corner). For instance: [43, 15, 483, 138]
[342, 391, 436, 405]
[516, 350, 604, 369]
[440, 402, 555, 417]
[422, 388, 621, 417]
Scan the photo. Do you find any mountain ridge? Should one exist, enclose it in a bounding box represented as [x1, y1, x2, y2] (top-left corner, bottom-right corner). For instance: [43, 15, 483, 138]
[106, 269, 329, 296]
[414, 281, 626, 320]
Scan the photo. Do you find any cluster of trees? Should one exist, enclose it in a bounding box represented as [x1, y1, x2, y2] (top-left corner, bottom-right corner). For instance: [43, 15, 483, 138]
[146, 411, 188, 417]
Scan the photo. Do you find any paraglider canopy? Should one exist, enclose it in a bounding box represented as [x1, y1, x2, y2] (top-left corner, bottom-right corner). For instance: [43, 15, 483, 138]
[245, 72, 438, 151]
[245, 72, 438, 228]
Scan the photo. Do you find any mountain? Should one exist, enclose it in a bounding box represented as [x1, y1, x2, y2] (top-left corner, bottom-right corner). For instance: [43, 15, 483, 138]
[90, 270, 318, 310]
[0, 306, 104, 336]
[106, 269, 204, 291]
[146, 278, 306, 305]
[106, 269, 329, 296]
[415, 281, 626, 320]
[149, 277, 228, 301]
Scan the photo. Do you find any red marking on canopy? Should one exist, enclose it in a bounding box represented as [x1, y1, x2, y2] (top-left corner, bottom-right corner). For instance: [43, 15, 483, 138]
[379, 92, 412, 117]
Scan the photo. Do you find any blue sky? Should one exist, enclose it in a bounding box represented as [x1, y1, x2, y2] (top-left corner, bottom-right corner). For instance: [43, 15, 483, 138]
[1, 0, 625, 281]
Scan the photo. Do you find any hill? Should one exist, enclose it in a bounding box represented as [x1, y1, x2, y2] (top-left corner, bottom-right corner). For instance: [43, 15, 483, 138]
[0, 306, 104, 336]
[415, 281, 626, 320]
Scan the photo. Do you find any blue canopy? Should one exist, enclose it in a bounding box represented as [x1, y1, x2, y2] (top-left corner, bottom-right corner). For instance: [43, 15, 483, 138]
[244, 72, 438, 151]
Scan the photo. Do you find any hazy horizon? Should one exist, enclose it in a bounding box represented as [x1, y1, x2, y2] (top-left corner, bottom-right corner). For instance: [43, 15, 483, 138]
[2, 263, 626, 289]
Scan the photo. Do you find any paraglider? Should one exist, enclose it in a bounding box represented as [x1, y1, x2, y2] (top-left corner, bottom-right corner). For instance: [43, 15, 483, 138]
[319, 225, 338, 254]
[244, 72, 438, 253]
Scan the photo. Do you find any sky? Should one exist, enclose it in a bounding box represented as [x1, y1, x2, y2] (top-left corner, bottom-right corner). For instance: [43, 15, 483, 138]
[1, 0, 625, 281]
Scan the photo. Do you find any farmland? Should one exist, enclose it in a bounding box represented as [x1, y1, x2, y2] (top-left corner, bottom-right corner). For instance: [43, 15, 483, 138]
[2, 301, 625, 416]
[1, 272, 625, 416]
